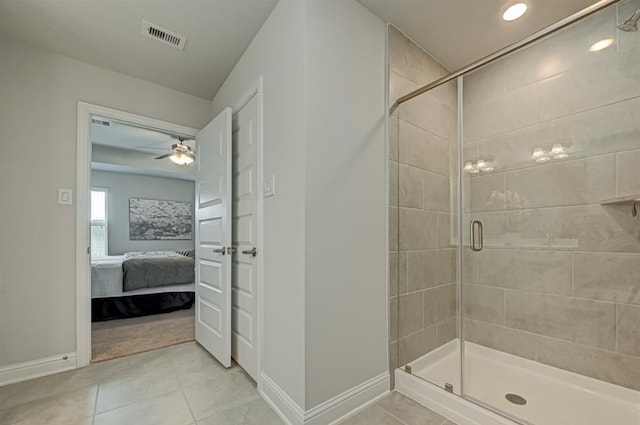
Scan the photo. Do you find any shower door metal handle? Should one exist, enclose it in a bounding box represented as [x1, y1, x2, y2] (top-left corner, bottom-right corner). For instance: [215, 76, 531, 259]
[470, 220, 483, 252]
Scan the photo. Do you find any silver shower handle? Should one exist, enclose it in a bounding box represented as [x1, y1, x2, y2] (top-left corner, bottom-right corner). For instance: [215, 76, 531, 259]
[471, 220, 483, 252]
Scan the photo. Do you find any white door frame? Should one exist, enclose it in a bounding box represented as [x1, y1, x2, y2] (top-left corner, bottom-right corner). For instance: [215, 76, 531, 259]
[75, 102, 199, 367]
[229, 76, 265, 388]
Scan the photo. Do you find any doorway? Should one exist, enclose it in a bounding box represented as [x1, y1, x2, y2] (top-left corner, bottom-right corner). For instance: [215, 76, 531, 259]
[76, 85, 264, 382]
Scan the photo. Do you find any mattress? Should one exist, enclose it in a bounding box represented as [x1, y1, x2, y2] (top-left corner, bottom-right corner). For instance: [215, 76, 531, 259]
[91, 255, 194, 298]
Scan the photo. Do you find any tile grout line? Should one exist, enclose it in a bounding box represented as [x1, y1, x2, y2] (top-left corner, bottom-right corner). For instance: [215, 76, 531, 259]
[374, 403, 412, 425]
[92, 385, 100, 425]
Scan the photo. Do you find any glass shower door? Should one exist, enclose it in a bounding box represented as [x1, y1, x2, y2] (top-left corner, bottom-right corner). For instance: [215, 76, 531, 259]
[460, 0, 640, 423]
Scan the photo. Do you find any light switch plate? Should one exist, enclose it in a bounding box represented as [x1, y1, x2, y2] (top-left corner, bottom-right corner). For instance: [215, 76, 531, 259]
[58, 188, 73, 205]
[263, 174, 275, 197]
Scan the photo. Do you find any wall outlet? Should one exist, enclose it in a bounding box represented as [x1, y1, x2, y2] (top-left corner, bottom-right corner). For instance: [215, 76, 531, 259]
[58, 188, 73, 205]
[263, 175, 275, 197]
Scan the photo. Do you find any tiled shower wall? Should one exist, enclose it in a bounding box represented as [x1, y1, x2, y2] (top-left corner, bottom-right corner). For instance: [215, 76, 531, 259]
[462, 0, 640, 391]
[388, 26, 458, 376]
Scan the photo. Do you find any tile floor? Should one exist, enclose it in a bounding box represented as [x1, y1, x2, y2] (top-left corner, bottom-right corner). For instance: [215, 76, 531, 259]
[344, 392, 457, 425]
[0, 342, 458, 425]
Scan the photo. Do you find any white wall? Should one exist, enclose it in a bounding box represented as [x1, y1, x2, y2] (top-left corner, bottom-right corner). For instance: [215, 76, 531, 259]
[211, 0, 308, 408]
[91, 170, 195, 255]
[304, 1, 387, 407]
[212, 0, 387, 413]
[0, 40, 212, 367]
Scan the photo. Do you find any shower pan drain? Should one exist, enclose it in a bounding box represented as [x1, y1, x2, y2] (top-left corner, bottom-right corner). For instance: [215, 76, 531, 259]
[505, 393, 527, 405]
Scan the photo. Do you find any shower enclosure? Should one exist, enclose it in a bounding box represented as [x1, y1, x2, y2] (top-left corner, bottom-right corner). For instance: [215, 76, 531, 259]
[390, 0, 640, 424]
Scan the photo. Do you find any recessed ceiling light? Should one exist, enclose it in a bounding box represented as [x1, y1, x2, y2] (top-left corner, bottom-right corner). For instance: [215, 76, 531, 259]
[589, 38, 614, 52]
[503, 3, 528, 21]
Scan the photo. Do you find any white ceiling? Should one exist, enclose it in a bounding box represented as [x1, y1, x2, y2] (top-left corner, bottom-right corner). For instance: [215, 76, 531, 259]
[358, 0, 599, 71]
[91, 119, 196, 179]
[91, 118, 194, 153]
[0, 0, 278, 99]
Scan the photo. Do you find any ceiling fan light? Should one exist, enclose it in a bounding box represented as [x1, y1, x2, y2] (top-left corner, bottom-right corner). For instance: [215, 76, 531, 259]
[169, 153, 194, 165]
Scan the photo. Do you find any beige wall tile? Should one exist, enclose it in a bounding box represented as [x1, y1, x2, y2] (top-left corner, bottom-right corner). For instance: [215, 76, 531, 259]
[574, 252, 640, 305]
[478, 249, 572, 295]
[505, 155, 616, 208]
[537, 46, 640, 122]
[437, 213, 454, 249]
[611, 351, 640, 392]
[504, 8, 614, 92]
[389, 252, 398, 298]
[617, 149, 640, 197]
[389, 71, 418, 105]
[389, 207, 398, 251]
[463, 84, 537, 141]
[437, 318, 458, 347]
[425, 283, 456, 326]
[463, 60, 506, 107]
[536, 336, 640, 391]
[616, 304, 640, 356]
[476, 97, 640, 175]
[389, 114, 399, 162]
[423, 171, 450, 212]
[407, 250, 450, 292]
[449, 249, 457, 285]
[536, 336, 612, 386]
[506, 291, 616, 350]
[399, 251, 408, 294]
[464, 319, 536, 360]
[400, 92, 455, 141]
[399, 208, 438, 250]
[535, 204, 640, 253]
[399, 292, 423, 338]
[398, 327, 437, 365]
[399, 165, 423, 209]
[389, 161, 398, 207]
[469, 173, 506, 212]
[389, 26, 448, 87]
[463, 284, 505, 325]
[473, 209, 536, 249]
[400, 120, 450, 176]
[390, 297, 398, 343]
[462, 248, 479, 285]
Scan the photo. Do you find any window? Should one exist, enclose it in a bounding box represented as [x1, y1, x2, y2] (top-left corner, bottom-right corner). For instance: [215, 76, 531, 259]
[91, 189, 108, 258]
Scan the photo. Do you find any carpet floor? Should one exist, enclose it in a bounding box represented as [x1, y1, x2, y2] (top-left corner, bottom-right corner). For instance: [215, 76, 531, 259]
[91, 307, 195, 362]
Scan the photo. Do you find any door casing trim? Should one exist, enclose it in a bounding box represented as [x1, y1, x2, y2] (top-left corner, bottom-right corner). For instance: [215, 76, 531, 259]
[76, 102, 199, 367]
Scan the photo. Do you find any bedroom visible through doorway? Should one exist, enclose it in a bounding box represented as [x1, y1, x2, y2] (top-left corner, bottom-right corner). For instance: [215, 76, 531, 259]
[89, 117, 198, 362]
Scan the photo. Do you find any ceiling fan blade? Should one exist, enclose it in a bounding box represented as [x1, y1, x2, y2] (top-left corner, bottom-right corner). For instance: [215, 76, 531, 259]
[155, 153, 172, 160]
[137, 146, 171, 151]
[186, 152, 196, 160]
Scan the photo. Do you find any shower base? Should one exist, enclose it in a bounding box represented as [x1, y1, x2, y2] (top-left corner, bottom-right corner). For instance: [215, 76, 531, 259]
[396, 339, 639, 425]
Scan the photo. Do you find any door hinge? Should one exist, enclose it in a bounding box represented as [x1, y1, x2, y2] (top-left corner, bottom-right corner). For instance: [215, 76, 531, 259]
[87, 246, 91, 255]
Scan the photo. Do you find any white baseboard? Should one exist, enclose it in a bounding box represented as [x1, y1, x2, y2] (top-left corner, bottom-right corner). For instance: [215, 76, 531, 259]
[395, 368, 517, 425]
[261, 372, 305, 425]
[0, 353, 77, 387]
[260, 371, 390, 425]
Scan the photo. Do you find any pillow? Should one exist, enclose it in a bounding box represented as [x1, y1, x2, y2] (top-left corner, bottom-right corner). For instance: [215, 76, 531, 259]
[177, 249, 195, 258]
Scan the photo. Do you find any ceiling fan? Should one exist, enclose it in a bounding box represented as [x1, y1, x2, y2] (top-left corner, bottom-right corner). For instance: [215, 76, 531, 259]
[138, 138, 196, 165]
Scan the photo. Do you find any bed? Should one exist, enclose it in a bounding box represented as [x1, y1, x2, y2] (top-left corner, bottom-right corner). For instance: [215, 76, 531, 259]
[91, 251, 195, 321]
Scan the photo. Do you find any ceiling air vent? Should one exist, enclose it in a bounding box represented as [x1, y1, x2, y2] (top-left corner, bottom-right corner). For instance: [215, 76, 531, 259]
[141, 20, 187, 50]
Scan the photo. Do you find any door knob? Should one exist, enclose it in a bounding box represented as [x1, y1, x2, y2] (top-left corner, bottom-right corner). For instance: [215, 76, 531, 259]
[242, 247, 257, 257]
[213, 248, 226, 255]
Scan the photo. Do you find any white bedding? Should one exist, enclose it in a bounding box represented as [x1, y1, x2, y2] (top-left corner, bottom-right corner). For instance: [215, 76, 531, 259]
[91, 255, 194, 298]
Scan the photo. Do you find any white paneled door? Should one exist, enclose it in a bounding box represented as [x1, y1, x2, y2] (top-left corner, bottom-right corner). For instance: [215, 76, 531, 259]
[195, 107, 232, 367]
[231, 94, 259, 379]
